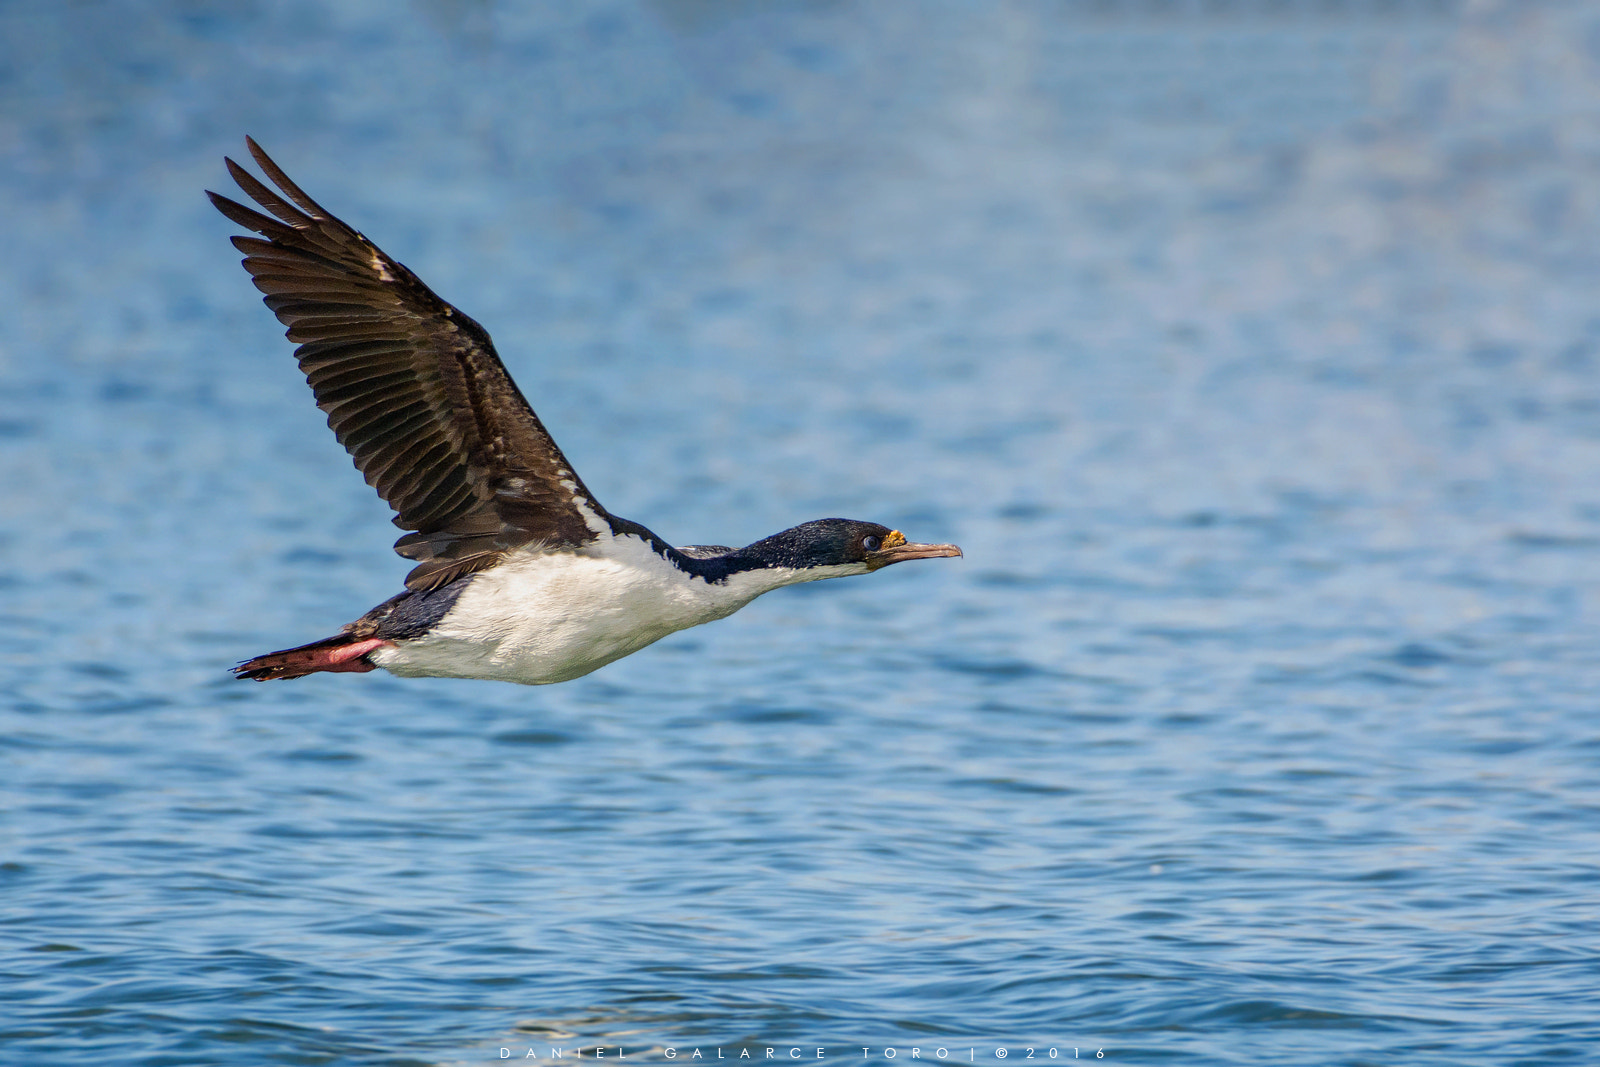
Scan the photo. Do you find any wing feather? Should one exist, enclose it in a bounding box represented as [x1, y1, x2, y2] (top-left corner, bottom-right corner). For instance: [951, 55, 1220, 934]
[210, 138, 611, 589]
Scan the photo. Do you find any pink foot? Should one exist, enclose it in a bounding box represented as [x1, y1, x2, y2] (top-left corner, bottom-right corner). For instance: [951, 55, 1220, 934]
[317, 637, 390, 673]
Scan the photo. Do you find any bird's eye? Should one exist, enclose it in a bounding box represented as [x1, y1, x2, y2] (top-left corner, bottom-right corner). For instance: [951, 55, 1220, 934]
[862, 535, 882, 552]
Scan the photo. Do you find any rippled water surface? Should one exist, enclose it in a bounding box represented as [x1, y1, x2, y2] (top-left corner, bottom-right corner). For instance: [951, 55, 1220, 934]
[5, 2, 1600, 1064]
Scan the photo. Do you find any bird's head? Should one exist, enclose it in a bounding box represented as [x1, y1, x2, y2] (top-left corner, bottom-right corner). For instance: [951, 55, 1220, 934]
[743, 519, 963, 576]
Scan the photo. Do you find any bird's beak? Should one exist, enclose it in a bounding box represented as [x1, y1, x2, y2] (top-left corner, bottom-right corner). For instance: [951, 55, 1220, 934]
[869, 530, 964, 570]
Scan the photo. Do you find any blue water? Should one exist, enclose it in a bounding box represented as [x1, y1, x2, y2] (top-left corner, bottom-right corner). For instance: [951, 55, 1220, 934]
[5, 1, 1600, 1063]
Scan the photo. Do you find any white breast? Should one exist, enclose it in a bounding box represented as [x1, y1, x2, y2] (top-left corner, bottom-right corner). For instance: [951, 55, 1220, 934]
[368, 535, 850, 685]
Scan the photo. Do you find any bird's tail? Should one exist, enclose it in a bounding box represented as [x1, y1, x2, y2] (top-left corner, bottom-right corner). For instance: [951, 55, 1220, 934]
[233, 634, 390, 681]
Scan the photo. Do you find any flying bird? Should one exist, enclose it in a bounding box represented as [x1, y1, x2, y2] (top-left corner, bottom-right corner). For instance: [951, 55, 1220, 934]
[210, 139, 961, 685]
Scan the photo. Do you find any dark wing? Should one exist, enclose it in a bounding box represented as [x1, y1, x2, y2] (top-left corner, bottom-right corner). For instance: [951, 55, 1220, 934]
[675, 545, 735, 559]
[209, 138, 609, 590]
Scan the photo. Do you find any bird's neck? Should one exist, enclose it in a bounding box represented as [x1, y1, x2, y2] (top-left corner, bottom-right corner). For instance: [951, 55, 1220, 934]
[606, 516, 863, 589]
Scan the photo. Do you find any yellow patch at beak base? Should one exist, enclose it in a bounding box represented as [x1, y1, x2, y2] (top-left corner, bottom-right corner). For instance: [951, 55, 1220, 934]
[882, 530, 907, 548]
